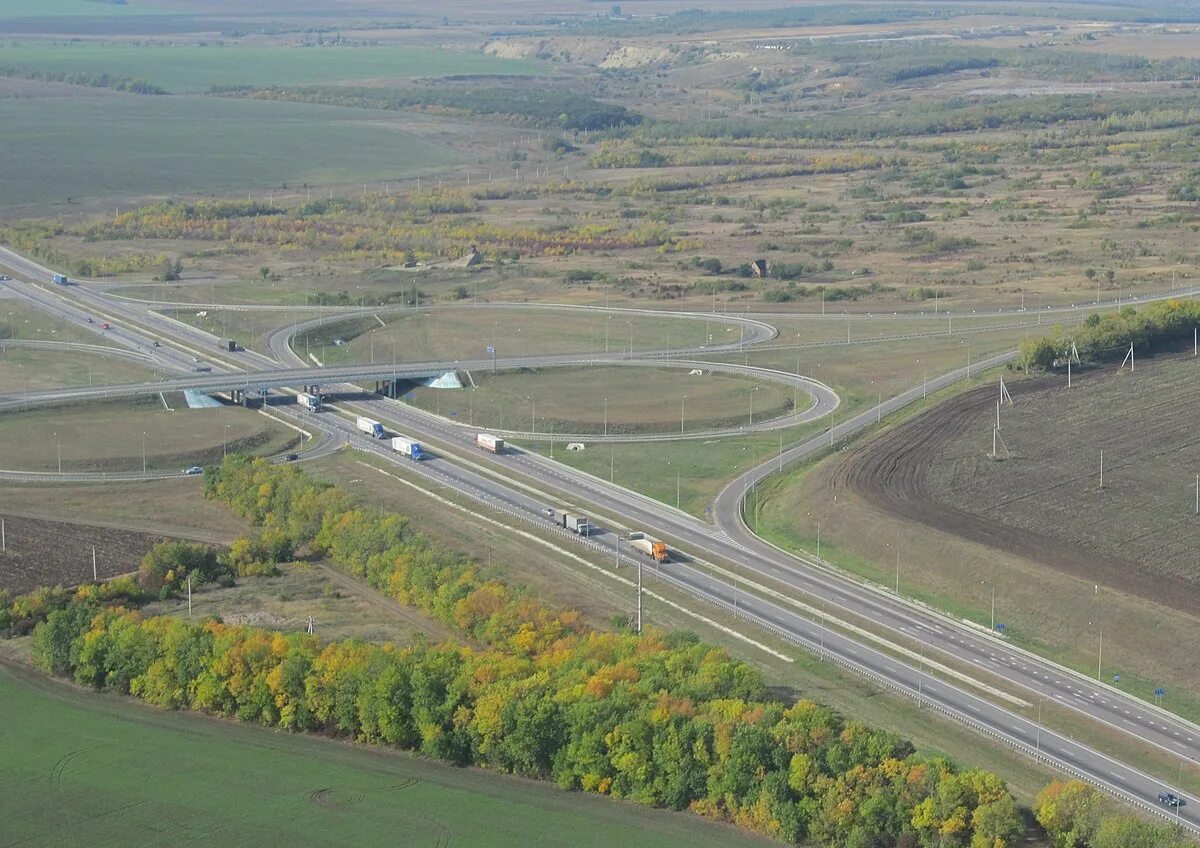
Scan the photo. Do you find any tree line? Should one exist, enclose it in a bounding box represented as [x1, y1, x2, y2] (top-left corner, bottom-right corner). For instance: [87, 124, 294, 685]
[1017, 299, 1200, 371]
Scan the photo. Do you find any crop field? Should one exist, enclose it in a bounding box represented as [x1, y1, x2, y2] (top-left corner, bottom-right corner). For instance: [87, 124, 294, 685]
[0, 44, 542, 92]
[0, 93, 461, 210]
[404, 364, 797, 435]
[0, 660, 775, 848]
[0, 514, 166, 594]
[299, 307, 750, 365]
[757, 354, 1200, 721]
[855, 354, 1200, 613]
[0, 397, 298, 472]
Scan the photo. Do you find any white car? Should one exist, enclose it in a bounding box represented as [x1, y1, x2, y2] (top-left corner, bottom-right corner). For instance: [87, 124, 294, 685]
[182, 466, 203, 476]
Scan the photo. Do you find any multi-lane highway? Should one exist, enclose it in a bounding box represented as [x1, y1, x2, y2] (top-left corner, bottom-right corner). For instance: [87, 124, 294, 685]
[1, 249, 1197, 831]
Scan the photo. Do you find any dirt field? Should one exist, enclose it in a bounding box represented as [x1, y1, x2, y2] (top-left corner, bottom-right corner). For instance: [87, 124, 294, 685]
[0, 513, 171, 593]
[836, 354, 1200, 616]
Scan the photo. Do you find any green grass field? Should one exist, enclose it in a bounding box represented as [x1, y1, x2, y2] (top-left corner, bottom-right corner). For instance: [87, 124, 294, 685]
[0, 658, 774, 848]
[0, 95, 459, 208]
[0, 44, 542, 92]
[301, 307, 750, 365]
[0, 397, 299, 472]
[0, 345, 159, 392]
[404, 365, 797, 435]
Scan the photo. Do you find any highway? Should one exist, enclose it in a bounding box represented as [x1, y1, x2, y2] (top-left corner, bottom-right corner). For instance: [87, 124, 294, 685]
[1, 248, 1197, 831]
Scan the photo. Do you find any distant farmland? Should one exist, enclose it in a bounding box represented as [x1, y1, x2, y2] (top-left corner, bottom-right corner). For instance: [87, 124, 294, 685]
[0, 44, 543, 92]
[0, 92, 460, 208]
[839, 353, 1200, 614]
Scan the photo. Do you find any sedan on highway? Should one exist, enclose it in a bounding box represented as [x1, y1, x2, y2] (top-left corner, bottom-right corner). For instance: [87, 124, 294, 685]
[182, 466, 203, 476]
[1159, 792, 1185, 808]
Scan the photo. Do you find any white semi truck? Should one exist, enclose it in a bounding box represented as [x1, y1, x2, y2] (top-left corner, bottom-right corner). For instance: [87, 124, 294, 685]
[356, 416, 386, 439]
[391, 436, 424, 460]
[475, 433, 504, 453]
[297, 392, 320, 412]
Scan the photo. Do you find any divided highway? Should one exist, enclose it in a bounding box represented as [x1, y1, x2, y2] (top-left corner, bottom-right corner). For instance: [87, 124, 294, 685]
[1, 248, 1197, 832]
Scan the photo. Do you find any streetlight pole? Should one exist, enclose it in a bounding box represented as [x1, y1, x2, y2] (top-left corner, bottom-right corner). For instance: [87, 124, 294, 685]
[1036, 699, 1043, 756]
[55, 432, 61, 474]
[603, 397, 608, 437]
[636, 557, 642, 634]
[142, 431, 147, 473]
[680, 394, 687, 435]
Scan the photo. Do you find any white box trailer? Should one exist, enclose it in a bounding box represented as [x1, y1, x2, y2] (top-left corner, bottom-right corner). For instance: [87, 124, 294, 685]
[297, 392, 320, 412]
[475, 433, 504, 453]
[356, 416, 385, 438]
[391, 436, 424, 460]
[551, 507, 590, 536]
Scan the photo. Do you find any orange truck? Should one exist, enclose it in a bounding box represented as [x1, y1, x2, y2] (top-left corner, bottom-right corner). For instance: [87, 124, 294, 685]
[627, 531, 669, 563]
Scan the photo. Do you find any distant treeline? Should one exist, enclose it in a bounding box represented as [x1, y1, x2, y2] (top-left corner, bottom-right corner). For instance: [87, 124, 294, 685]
[0, 66, 165, 94]
[1018, 299, 1200, 370]
[212, 84, 641, 131]
[629, 94, 1200, 144]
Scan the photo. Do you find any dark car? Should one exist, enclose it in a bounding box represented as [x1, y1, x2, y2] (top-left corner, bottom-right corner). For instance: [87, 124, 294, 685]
[1159, 792, 1183, 808]
[285, 453, 299, 462]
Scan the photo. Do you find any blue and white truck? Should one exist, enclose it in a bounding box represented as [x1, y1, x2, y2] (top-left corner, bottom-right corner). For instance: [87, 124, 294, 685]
[51, 273, 68, 285]
[356, 416, 385, 439]
[297, 392, 320, 412]
[391, 436, 424, 460]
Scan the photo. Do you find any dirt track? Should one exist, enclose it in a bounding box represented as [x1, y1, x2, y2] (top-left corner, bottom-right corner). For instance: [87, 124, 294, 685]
[834, 371, 1200, 616]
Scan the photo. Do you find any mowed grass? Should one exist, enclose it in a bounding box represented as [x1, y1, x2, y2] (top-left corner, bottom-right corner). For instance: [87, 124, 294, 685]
[404, 365, 798, 435]
[302, 307, 750, 364]
[0, 346, 160, 392]
[0, 94, 460, 208]
[0, 397, 299, 472]
[0, 44, 543, 92]
[0, 660, 773, 848]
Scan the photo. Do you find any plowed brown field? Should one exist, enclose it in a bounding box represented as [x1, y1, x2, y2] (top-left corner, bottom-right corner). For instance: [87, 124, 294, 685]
[836, 354, 1200, 616]
[0, 514, 171, 594]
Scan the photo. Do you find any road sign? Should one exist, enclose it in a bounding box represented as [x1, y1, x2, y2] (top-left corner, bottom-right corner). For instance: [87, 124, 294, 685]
[486, 345, 495, 353]
[1155, 687, 1166, 697]
[1113, 674, 1120, 683]
[996, 623, 1006, 633]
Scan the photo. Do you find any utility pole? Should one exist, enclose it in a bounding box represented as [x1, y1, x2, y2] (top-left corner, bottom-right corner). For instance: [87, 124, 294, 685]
[187, 575, 192, 617]
[1, 516, 5, 552]
[1099, 450, 1104, 489]
[92, 546, 97, 582]
[636, 558, 642, 634]
[1097, 623, 1103, 681]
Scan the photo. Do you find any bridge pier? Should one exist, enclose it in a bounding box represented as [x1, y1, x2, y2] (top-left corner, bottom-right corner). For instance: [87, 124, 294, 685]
[374, 379, 400, 398]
